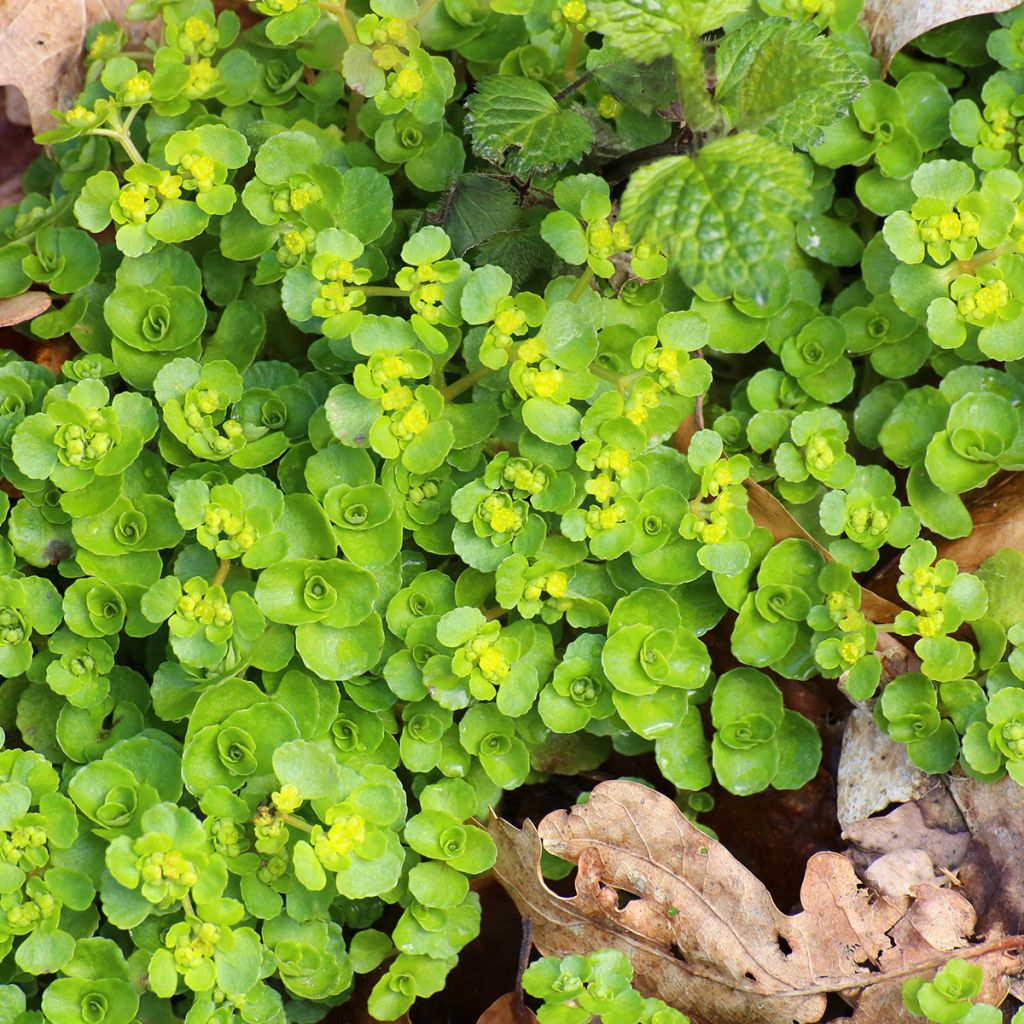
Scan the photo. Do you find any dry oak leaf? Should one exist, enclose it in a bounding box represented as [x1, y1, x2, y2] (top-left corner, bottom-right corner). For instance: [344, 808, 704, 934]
[850, 885, 1021, 1023]
[0, 0, 139, 132]
[844, 787, 969, 879]
[861, 0, 1024, 74]
[492, 781, 1024, 1024]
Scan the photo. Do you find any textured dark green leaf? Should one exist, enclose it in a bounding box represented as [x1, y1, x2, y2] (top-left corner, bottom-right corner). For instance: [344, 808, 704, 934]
[621, 133, 810, 302]
[466, 78, 594, 174]
[586, 0, 751, 61]
[715, 18, 867, 149]
[430, 174, 523, 256]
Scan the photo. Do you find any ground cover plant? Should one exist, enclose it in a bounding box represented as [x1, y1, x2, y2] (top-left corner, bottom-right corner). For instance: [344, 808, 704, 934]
[3, 0, 1024, 1021]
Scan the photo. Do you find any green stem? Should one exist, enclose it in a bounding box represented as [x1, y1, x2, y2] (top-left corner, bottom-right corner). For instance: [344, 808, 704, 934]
[568, 267, 595, 301]
[957, 245, 1005, 275]
[280, 813, 314, 834]
[442, 365, 493, 401]
[362, 286, 409, 298]
[345, 93, 364, 142]
[320, 0, 357, 44]
[591, 364, 626, 387]
[9, 194, 74, 245]
[413, 0, 440, 23]
[483, 605, 507, 621]
[212, 558, 232, 587]
[89, 127, 144, 165]
[180, 893, 195, 918]
[563, 27, 583, 83]
[121, 105, 142, 135]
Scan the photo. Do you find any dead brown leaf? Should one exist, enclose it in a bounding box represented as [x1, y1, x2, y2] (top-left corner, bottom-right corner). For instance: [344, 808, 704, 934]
[844, 788, 969, 880]
[836, 708, 934, 830]
[932, 473, 1024, 575]
[0, 291, 49, 327]
[948, 773, 1024, 831]
[863, 850, 947, 900]
[492, 781, 1024, 1024]
[0, 0, 143, 131]
[476, 993, 539, 1024]
[959, 810, 1024, 939]
[850, 886, 1018, 1023]
[860, 0, 1024, 74]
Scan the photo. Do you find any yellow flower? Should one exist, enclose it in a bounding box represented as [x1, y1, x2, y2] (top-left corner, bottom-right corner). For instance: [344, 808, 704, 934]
[272, 784, 303, 814]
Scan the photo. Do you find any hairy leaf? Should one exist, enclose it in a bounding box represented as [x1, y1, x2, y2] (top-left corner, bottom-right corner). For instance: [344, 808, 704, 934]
[620, 133, 810, 302]
[429, 174, 522, 256]
[466, 78, 593, 174]
[715, 17, 867, 148]
[585, 0, 751, 61]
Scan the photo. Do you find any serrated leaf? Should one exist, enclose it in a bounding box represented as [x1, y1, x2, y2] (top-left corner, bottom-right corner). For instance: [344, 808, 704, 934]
[430, 174, 522, 256]
[466, 77, 594, 174]
[715, 18, 867, 149]
[586, 0, 751, 62]
[620, 133, 810, 303]
[587, 51, 677, 114]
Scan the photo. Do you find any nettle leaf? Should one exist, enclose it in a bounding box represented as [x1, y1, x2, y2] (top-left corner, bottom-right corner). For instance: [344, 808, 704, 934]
[586, 0, 750, 61]
[715, 18, 867, 149]
[430, 174, 522, 256]
[466, 77, 594, 174]
[621, 132, 811, 303]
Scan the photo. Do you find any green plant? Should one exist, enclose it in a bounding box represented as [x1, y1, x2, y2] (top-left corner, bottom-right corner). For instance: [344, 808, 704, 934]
[523, 948, 690, 1024]
[903, 960, 1024, 1024]
[3, 0, 1024, 1019]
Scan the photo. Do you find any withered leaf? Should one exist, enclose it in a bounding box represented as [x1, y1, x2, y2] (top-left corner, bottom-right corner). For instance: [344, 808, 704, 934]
[477, 993, 539, 1024]
[0, 0, 140, 131]
[492, 781, 1024, 1024]
[959, 810, 1024, 939]
[844, 787, 969, 878]
[933, 473, 1024, 575]
[836, 707, 934, 830]
[850, 886, 1019, 1023]
[860, 0, 1024, 73]
[0, 291, 50, 328]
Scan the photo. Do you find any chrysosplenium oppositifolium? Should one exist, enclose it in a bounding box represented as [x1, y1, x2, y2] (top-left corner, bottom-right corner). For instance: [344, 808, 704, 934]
[2, 0, 1024, 1019]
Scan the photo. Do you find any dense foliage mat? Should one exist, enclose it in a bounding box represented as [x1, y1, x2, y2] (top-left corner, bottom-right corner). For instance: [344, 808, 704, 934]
[2, 0, 1024, 1021]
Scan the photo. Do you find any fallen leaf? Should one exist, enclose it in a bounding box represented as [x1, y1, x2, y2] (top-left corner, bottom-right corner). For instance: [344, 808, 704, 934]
[491, 780, 1024, 1024]
[0, 93, 37, 207]
[947, 773, 1024, 831]
[930, 473, 1024, 575]
[844, 788, 969, 879]
[0, 0, 144, 131]
[0, 291, 50, 327]
[836, 707, 934, 831]
[959, 810, 1024, 938]
[850, 886, 1018, 1023]
[864, 849, 946, 900]
[860, 0, 1024, 74]
[477, 993, 539, 1024]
